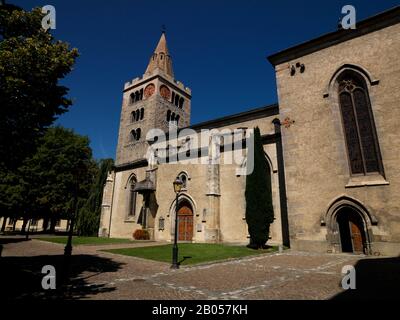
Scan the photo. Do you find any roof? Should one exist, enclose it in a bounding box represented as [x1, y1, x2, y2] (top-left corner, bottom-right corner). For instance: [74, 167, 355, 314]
[188, 103, 279, 131]
[267, 6, 400, 66]
[145, 32, 174, 77]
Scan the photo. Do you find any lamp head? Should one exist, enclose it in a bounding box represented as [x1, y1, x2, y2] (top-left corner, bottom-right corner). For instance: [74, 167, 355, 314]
[173, 176, 183, 194]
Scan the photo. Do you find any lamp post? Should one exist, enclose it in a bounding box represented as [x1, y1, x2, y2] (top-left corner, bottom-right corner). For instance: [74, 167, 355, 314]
[63, 172, 78, 284]
[63, 162, 85, 284]
[171, 176, 183, 269]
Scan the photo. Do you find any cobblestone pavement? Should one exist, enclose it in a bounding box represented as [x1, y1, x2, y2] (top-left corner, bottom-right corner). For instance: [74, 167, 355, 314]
[1, 237, 398, 300]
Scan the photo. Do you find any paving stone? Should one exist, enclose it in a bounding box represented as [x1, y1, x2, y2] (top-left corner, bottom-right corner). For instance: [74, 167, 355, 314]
[1, 237, 398, 300]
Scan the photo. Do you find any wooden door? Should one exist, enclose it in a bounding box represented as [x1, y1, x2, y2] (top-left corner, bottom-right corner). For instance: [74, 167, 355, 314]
[349, 220, 364, 253]
[178, 205, 193, 241]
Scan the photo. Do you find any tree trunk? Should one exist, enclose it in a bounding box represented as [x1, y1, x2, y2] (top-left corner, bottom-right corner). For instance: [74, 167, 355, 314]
[49, 216, 56, 234]
[42, 217, 49, 232]
[12, 218, 16, 232]
[1, 217, 7, 232]
[25, 219, 31, 240]
[21, 217, 28, 234]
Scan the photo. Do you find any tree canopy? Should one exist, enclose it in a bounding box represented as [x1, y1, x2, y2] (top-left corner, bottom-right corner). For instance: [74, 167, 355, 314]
[0, 3, 111, 237]
[0, 4, 79, 169]
[16, 127, 98, 232]
[0, 3, 80, 230]
[0, 125, 114, 234]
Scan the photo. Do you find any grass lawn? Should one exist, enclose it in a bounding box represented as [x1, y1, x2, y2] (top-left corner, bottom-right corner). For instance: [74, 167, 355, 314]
[36, 236, 135, 246]
[104, 243, 278, 266]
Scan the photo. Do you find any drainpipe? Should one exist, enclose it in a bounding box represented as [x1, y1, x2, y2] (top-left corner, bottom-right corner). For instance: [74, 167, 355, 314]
[273, 118, 290, 248]
[108, 171, 116, 238]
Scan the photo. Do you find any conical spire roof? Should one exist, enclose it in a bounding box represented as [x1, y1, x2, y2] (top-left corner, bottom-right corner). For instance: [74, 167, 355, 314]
[145, 32, 174, 77]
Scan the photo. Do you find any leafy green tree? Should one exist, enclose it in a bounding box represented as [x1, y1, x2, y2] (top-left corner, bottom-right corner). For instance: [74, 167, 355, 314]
[0, 166, 24, 232]
[76, 159, 114, 236]
[245, 127, 274, 249]
[0, 3, 78, 225]
[0, 4, 79, 169]
[20, 127, 97, 233]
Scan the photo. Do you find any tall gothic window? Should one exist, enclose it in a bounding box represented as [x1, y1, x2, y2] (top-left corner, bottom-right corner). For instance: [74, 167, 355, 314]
[338, 71, 382, 175]
[128, 178, 137, 217]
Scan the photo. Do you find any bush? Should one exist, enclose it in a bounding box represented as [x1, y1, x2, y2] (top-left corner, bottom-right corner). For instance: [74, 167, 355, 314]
[133, 229, 150, 240]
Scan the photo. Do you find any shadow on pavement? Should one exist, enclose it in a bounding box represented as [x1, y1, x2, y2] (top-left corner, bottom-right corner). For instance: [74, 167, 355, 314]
[331, 256, 400, 300]
[0, 253, 124, 300]
[0, 237, 31, 245]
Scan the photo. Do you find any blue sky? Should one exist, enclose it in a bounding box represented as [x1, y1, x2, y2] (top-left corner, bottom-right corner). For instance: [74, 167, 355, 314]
[16, 0, 399, 160]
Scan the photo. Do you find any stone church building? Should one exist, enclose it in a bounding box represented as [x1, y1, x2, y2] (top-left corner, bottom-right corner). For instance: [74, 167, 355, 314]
[99, 7, 400, 256]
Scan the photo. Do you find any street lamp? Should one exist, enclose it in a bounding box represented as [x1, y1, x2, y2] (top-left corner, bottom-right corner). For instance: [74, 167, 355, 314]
[63, 162, 85, 284]
[171, 176, 183, 269]
[63, 171, 78, 284]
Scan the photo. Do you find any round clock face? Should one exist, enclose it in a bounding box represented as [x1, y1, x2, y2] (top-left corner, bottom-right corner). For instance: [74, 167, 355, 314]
[144, 83, 155, 98]
[159, 85, 171, 100]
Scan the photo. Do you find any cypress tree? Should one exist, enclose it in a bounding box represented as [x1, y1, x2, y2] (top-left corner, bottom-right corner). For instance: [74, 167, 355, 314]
[76, 158, 114, 236]
[245, 127, 274, 249]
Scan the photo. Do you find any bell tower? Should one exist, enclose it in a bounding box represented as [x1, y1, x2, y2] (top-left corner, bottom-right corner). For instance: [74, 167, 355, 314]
[115, 32, 192, 166]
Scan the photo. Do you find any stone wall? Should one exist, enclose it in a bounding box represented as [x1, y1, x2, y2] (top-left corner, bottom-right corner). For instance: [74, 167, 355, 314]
[273, 23, 400, 256]
[100, 113, 284, 245]
[116, 71, 191, 166]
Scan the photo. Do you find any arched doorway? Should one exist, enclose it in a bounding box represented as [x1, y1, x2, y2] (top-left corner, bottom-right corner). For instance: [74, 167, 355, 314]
[177, 200, 193, 241]
[323, 196, 378, 255]
[336, 208, 367, 254]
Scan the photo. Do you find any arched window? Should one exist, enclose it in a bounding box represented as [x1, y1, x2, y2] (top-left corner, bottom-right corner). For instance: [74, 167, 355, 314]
[167, 110, 171, 122]
[174, 94, 179, 107]
[130, 129, 141, 142]
[131, 111, 136, 123]
[135, 110, 140, 122]
[139, 88, 143, 101]
[140, 108, 144, 120]
[130, 93, 135, 104]
[135, 91, 140, 102]
[128, 178, 137, 217]
[166, 144, 171, 163]
[178, 172, 188, 189]
[130, 130, 136, 141]
[337, 71, 383, 175]
[175, 115, 180, 125]
[179, 97, 184, 108]
[171, 112, 176, 123]
[171, 92, 175, 104]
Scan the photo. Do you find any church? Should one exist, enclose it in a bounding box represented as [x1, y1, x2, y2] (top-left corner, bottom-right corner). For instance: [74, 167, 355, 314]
[99, 6, 400, 256]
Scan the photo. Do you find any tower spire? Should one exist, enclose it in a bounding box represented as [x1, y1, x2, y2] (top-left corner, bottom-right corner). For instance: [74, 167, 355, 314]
[145, 32, 174, 77]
